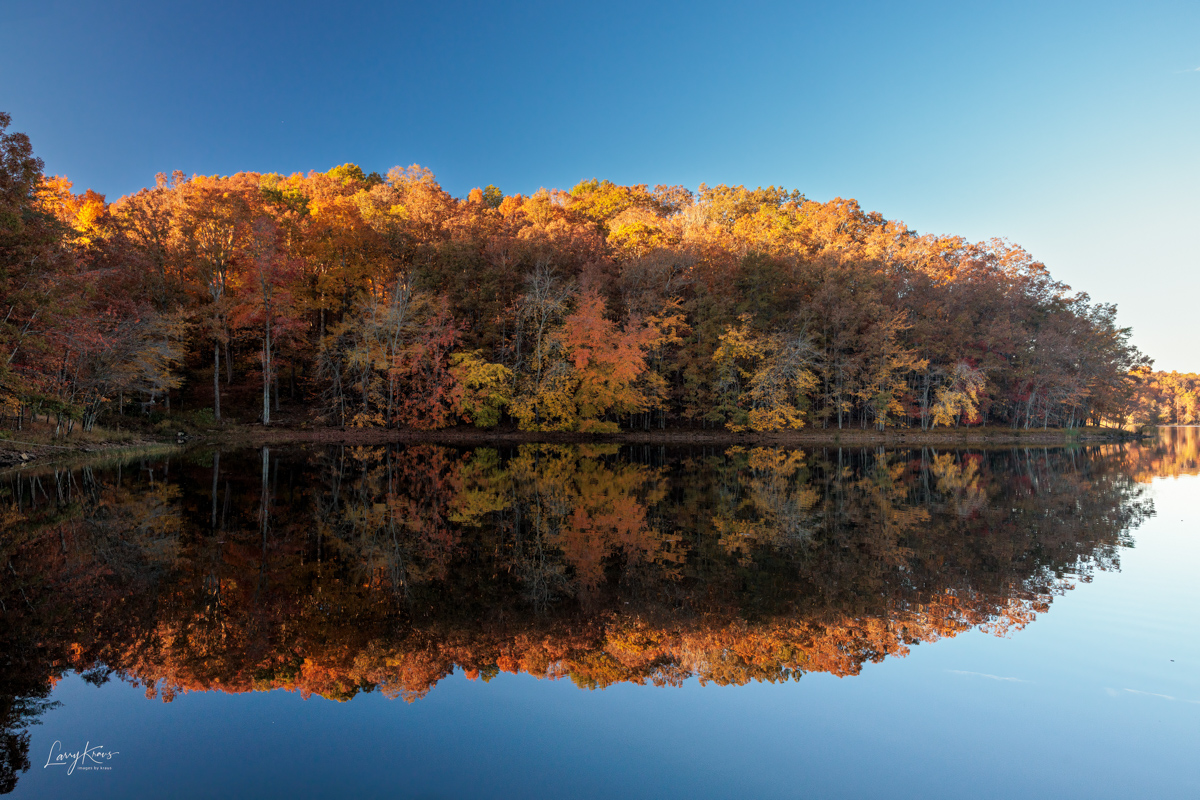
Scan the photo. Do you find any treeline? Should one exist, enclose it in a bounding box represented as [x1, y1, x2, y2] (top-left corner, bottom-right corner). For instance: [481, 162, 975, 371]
[1127, 371, 1200, 426]
[0, 112, 1150, 434]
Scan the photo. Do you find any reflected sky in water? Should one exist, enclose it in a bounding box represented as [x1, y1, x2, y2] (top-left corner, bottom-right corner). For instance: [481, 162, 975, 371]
[3, 431, 1199, 798]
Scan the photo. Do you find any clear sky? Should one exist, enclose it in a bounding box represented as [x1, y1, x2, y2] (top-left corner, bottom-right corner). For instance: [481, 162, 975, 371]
[4, 0, 1197, 369]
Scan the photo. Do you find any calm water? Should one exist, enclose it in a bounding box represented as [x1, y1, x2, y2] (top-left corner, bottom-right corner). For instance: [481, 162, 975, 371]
[3, 431, 1199, 798]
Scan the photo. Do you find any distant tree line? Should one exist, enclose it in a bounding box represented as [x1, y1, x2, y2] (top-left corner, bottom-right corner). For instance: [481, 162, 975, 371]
[0, 112, 1151, 434]
[1127, 371, 1200, 427]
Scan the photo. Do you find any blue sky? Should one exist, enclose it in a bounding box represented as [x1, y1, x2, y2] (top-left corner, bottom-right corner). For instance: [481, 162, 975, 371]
[5, 0, 1198, 368]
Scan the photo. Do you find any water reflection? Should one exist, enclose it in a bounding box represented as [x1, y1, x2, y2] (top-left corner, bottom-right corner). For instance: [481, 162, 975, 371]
[3, 432, 1191, 793]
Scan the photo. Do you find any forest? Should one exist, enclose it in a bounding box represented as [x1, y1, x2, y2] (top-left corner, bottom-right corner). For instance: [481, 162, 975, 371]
[0, 111, 1155, 436]
[1126, 371, 1200, 426]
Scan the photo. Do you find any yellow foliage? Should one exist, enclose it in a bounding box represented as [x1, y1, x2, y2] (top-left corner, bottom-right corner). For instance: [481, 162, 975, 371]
[450, 351, 512, 428]
[713, 317, 817, 431]
[931, 363, 986, 427]
[512, 290, 654, 431]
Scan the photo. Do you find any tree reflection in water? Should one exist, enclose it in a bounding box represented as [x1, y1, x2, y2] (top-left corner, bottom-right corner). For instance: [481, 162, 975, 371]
[2, 432, 1185, 793]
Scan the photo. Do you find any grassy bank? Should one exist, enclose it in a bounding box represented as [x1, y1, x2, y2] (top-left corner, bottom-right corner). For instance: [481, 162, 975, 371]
[0, 422, 167, 470]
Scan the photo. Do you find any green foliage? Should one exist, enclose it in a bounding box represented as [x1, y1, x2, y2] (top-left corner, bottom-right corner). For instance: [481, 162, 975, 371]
[481, 185, 503, 209]
[327, 163, 366, 185]
[188, 407, 218, 427]
[259, 175, 310, 215]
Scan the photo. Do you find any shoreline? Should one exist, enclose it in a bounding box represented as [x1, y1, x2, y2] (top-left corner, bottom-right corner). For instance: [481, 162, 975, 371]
[210, 425, 1145, 448]
[0, 423, 1149, 472]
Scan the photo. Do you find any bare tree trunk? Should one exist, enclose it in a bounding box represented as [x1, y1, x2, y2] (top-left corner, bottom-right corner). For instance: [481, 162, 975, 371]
[211, 451, 220, 529]
[213, 341, 222, 421]
[921, 374, 931, 430]
[262, 313, 272, 426]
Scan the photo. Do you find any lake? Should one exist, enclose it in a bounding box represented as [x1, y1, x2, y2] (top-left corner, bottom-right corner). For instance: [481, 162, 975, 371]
[3, 430, 1199, 798]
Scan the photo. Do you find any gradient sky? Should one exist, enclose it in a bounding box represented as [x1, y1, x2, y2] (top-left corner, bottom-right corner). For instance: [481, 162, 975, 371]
[4, 0, 1197, 369]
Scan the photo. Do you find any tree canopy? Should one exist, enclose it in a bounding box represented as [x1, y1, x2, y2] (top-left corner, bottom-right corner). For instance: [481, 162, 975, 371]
[0, 113, 1153, 434]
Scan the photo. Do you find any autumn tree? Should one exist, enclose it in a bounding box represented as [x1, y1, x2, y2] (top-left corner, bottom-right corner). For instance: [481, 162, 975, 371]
[553, 290, 655, 432]
[0, 113, 73, 423]
[231, 216, 301, 424]
[0, 112, 1152, 435]
[931, 362, 986, 428]
[178, 179, 252, 421]
[450, 351, 512, 427]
